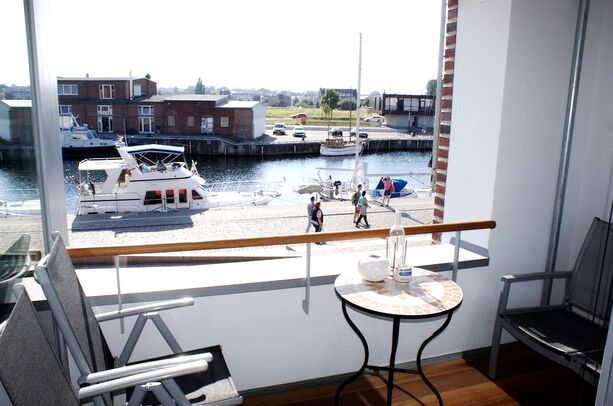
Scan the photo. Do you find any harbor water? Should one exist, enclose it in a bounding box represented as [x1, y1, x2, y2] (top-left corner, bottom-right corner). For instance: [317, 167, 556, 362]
[0, 151, 431, 212]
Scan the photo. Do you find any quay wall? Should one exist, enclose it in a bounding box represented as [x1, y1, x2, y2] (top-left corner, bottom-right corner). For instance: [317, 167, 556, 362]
[0, 136, 432, 161]
[131, 137, 433, 157]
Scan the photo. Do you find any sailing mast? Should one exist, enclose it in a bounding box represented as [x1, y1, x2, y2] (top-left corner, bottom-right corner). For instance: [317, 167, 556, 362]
[354, 33, 363, 172]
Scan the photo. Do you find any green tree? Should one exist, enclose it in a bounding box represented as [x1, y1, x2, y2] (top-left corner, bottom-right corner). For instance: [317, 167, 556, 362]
[194, 77, 205, 94]
[426, 79, 437, 96]
[320, 89, 340, 123]
[360, 97, 370, 107]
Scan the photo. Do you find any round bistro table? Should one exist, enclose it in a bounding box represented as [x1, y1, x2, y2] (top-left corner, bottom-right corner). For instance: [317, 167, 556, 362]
[333, 268, 463, 406]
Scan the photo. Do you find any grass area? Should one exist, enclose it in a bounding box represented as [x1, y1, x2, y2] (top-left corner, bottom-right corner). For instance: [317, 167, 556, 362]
[265, 107, 380, 127]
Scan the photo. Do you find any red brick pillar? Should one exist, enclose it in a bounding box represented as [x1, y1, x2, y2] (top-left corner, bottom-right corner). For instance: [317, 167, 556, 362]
[433, 0, 458, 231]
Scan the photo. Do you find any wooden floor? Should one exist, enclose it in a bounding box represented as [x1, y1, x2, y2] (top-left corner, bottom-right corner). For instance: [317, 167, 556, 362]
[243, 344, 597, 406]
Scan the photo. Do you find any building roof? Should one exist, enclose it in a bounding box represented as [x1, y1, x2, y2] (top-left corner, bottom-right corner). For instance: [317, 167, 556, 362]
[57, 76, 151, 81]
[0, 99, 32, 108]
[218, 101, 260, 109]
[144, 94, 227, 103]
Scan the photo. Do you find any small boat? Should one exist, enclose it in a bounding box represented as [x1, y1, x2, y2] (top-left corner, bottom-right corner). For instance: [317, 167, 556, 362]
[75, 140, 281, 215]
[61, 114, 117, 157]
[292, 183, 323, 194]
[373, 178, 415, 198]
[0, 199, 41, 217]
[320, 138, 365, 157]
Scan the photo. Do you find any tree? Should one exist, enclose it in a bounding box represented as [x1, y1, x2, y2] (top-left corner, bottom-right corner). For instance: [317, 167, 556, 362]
[194, 77, 205, 94]
[360, 97, 370, 107]
[426, 79, 437, 96]
[320, 89, 340, 122]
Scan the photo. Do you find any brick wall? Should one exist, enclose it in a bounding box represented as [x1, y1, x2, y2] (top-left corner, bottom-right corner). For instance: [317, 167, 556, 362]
[433, 0, 458, 225]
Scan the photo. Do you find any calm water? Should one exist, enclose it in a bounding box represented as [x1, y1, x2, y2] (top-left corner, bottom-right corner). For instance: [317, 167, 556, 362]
[0, 151, 431, 211]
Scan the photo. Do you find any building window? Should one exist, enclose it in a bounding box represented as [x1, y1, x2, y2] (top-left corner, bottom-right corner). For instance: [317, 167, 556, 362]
[58, 84, 78, 95]
[187, 116, 195, 127]
[201, 116, 213, 134]
[139, 117, 154, 133]
[385, 97, 398, 111]
[138, 105, 154, 115]
[97, 105, 113, 132]
[134, 84, 142, 97]
[58, 105, 71, 115]
[404, 98, 419, 112]
[99, 84, 115, 99]
[220, 117, 229, 128]
[97, 105, 112, 115]
[168, 115, 176, 127]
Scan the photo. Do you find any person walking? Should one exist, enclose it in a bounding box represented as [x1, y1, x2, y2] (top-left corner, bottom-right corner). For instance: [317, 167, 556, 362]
[356, 191, 370, 228]
[351, 184, 363, 224]
[305, 196, 316, 233]
[311, 201, 325, 243]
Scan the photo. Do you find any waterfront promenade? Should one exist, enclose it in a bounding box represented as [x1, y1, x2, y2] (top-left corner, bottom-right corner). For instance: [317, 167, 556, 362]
[1, 195, 434, 255]
[68, 195, 434, 249]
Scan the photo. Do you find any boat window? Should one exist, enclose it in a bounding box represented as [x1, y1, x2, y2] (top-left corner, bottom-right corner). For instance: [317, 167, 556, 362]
[179, 188, 188, 203]
[144, 190, 162, 205]
[192, 189, 203, 200]
[166, 189, 174, 204]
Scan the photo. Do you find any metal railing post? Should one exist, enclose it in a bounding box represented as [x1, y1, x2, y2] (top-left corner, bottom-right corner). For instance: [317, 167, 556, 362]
[452, 231, 461, 282]
[302, 243, 312, 314]
[115, 255, 124, 333]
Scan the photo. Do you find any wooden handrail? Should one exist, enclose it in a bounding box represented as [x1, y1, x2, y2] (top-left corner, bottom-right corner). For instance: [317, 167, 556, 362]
[67, 220, 496, 259]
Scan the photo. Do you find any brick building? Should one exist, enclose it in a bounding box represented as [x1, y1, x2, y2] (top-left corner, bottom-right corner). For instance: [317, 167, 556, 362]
[57, 76, 264, 140]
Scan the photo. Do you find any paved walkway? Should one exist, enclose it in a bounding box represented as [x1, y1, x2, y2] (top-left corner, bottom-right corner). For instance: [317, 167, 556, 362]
[68, 196, 434, 251]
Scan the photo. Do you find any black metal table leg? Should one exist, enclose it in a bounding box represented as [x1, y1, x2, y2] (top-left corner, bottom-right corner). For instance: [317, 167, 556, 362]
[386, 317, 401, 406]
[334, 302, 369, 405]
[416, 312, 453, 406]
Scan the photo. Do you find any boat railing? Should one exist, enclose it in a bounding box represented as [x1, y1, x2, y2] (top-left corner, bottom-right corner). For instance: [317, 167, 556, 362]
[202, 179, 284, 195]
[0, 188, 39, 203]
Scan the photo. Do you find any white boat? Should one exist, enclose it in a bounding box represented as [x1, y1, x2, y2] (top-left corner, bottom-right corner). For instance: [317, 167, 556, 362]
[0, 199, 41, 217]
[292, 179, 323, 194]
[75, 140, 281, 215]
[320, 138, 365, 156]
[61, 114, 117, 156]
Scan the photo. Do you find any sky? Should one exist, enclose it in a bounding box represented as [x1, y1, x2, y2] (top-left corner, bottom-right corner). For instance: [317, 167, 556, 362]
[1, 0, 442, 95]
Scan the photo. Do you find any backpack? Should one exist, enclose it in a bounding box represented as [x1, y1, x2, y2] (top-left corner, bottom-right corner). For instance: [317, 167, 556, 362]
[351, 191, 359, 206]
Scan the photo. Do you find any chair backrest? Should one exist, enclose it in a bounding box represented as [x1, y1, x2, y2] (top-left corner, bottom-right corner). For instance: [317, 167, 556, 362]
[35, 233, 114, 377]
[566, 217, 613, 322]
[0, 290, 79, 405]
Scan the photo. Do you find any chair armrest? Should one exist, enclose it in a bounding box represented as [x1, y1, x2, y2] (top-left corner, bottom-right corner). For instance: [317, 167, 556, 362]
[495, 271, 573, 317]
[77, 360, 208, 400]
[501, 271, 572, 284]
[95, 297, 194, 322]
[79, 352, 213, 385]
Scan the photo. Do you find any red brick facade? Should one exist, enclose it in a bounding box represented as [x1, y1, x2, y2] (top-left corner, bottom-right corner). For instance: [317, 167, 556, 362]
[57, 77, 258, 139]
[433, 0, 458, 226]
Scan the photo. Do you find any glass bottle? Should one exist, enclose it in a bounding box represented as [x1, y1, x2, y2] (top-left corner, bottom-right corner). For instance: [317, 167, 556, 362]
[388, 209, 405, 272]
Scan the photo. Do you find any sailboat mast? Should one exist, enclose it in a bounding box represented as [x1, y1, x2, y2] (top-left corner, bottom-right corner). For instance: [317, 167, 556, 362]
[355, 33, 362, 169]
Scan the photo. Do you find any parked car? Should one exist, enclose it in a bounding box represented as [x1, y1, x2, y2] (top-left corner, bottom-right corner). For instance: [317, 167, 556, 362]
[329, 128, 343, 137]
[292, 126, 306, 138]
[350, 128, 369, 139]
[272, 123, 287, 135]
[363, 116, 385, 124]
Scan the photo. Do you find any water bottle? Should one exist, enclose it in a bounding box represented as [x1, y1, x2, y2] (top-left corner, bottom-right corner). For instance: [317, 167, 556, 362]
[388, 209, 406, 277]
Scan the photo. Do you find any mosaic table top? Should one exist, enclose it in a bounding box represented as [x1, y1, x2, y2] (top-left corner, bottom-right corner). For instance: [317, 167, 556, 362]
[334, 268, 463, 318]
